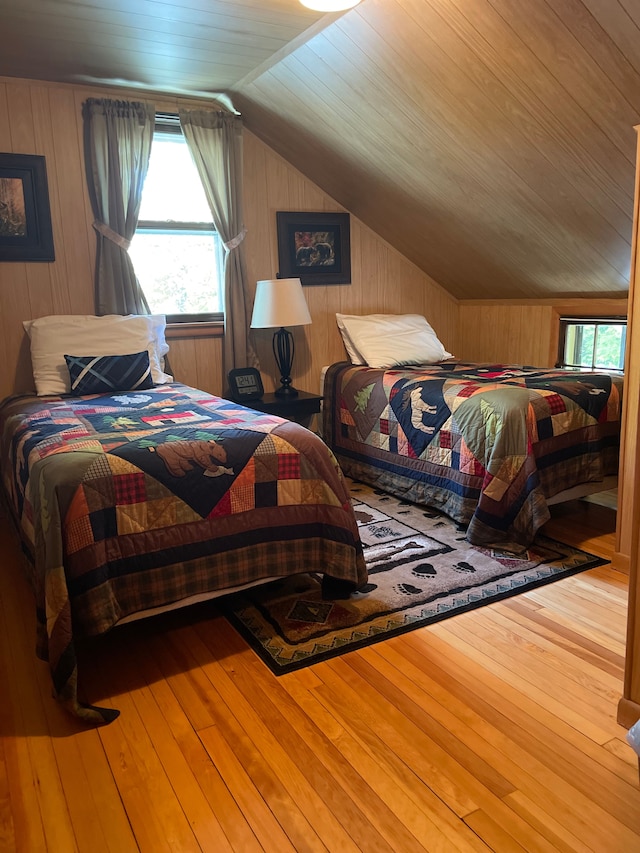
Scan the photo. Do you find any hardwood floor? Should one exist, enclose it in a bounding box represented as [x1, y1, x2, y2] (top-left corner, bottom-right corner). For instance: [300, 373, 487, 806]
[0, 499, 637, 852]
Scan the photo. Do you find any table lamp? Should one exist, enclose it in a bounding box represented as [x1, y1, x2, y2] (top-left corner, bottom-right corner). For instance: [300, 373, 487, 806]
[251, 278, 312, 397]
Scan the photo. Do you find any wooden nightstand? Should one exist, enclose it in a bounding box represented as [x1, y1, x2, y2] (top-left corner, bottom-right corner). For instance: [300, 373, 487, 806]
[248, 391, 322, 428]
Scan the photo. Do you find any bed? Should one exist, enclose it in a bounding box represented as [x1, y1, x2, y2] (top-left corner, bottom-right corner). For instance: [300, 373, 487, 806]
[0, 315, 366, 724]
[323, 359, 622, 552]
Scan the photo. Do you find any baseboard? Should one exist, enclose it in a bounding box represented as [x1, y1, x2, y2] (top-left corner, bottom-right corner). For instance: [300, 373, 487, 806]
[617, 697, 640, 728]
[612, 550, 630, 575]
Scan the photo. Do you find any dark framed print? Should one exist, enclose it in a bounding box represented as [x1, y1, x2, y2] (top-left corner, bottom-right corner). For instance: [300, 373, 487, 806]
[0, 152, 55, 262]
[228, 367, 264, 402]
[276, 211, 350, 286]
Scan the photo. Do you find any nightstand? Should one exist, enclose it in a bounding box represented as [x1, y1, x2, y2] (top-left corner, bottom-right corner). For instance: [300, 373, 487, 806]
[248, 391, 323, 428]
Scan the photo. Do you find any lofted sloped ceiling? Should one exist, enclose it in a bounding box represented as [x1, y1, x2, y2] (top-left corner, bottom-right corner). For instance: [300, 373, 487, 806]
[233, 0, 640, 300]
[0, 0, 329, 96]
[1, 1, 639, 300]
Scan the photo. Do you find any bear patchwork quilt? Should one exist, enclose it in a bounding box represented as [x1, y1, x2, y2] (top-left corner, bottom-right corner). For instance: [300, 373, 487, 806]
[324, 361, 622, 551]
[0, 383, 366, 722]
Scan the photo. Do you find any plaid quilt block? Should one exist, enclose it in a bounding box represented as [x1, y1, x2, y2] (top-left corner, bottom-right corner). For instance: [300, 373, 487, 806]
[229, 483, 257, 515]
[452, 381, 483, 400]
[113, 471, 146, 505]
[65, 493, 95, 554]
[438, 428, 453, 450]
[542, 392, 567, 416]
[277, 453, 301, 480]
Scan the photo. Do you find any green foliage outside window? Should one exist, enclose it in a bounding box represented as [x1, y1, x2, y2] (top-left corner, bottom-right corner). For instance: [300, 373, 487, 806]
[129, 233, 221, 316]
[130, 126, 223, 320]
[562, 320, 626, 372]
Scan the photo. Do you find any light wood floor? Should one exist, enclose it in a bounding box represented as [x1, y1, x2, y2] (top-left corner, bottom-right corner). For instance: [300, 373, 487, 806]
[0, 498, 637, 853]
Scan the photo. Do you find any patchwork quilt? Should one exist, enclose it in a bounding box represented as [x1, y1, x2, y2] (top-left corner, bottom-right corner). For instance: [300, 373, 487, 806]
[0, 383, 366, 723]
[324, 361, 622, 551]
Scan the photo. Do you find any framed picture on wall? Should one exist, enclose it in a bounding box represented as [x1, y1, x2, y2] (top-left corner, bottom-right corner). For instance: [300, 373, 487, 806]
[276, 211, 350, 285]
[0, 152, 55, 262]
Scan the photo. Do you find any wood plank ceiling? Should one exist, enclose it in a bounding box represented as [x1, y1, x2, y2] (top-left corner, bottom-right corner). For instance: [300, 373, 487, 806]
[1, 0, 640, 300]
[234, 0, 640, 300]
[0, 0, 326, 94]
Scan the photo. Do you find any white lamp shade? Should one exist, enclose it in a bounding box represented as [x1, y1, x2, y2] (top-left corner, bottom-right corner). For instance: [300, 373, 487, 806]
[251, 278, 312, 329]
[299, 0, 361, 10]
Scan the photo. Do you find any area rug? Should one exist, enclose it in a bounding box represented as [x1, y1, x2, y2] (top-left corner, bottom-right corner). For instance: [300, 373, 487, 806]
[221, 480, 608, 674]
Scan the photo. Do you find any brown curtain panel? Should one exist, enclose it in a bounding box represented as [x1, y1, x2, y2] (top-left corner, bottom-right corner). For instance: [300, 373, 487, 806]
[83, 98, 155, 315]
[179, 108, 258, 373]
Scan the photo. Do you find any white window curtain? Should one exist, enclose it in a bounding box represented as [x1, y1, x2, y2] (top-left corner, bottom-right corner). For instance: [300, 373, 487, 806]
[178, 108, 258, 373]
[82, 98, 155, 315]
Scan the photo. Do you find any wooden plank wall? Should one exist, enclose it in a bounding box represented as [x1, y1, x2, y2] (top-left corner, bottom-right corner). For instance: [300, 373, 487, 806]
[242, 131, 459, 393]
[0, 75, 458, 401]
[0, 75, 627, 397]
[458, 298, 628, 367]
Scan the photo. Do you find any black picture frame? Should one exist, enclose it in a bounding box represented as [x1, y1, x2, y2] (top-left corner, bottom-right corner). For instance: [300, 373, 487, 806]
[276, 211, 350, 286]
[228, 367, 264, 402]
[0, 152, 55, 262]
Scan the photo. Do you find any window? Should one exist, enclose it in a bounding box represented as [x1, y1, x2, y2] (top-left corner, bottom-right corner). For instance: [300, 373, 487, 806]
[558, 317, 626, 373]
[129, 119, 223, 322]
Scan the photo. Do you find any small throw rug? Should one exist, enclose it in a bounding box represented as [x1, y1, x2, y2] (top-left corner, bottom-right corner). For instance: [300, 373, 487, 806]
[221, 480, 608, 674]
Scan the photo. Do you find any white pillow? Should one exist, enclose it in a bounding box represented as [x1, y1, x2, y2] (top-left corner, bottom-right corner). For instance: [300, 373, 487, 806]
[336, 313, 366, 364]
[335, 313, 452, 369]
[23, 314, 172, 396]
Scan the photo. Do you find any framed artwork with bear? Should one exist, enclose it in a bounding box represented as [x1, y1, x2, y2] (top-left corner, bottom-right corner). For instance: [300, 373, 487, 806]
[276, 211, 350, 286]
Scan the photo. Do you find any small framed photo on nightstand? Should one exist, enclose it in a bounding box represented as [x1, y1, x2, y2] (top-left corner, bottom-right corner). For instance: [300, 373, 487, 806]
[228, 367, 264, 402]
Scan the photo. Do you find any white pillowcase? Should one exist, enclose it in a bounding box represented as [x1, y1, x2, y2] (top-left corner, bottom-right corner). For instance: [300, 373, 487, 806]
[335, 314, 366, 365]
[335, 313, 452, 369]
[23, 314, 172, 396]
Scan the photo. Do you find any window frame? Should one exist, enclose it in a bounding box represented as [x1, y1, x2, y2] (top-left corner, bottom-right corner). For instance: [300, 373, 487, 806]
[133, 115, 224, 325]
[557, 315, 627, 374]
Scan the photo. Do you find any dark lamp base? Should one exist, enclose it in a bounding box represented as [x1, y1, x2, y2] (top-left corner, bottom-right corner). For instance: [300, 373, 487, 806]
[274, 383, 299, 397]
[272, 328, 298, 399]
